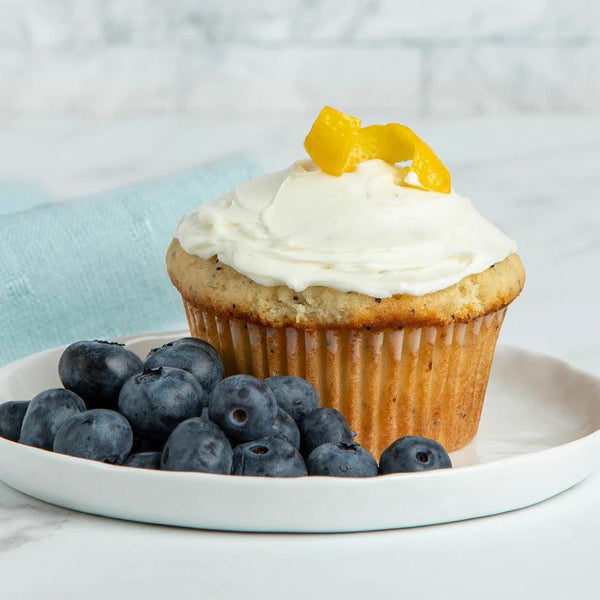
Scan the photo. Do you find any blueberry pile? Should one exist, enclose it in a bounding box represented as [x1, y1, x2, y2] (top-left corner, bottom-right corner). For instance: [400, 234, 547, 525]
[0, 337, 452, 477]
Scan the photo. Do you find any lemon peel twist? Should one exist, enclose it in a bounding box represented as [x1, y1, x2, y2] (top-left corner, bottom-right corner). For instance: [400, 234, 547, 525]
[304, 106, 451, 194]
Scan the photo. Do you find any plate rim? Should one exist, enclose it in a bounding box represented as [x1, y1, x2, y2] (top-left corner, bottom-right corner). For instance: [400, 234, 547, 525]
[0, 332, 599, 487]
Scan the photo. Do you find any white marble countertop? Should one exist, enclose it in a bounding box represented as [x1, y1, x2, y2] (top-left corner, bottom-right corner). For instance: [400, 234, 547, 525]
[1, 115, 600, 598]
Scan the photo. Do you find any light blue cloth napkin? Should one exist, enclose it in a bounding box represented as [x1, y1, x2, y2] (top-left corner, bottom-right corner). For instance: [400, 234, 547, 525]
[0, 181, 50, 216]
[0, 157, 261, 366]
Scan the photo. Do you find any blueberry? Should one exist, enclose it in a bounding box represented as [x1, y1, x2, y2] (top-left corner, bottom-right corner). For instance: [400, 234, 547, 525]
[19, 389, 86, 450]
[209, 375, 277, 443]
[123, 451, 162, 470]
[161, 418, 232, 474]
[173, 337, 219, 352]
[145, 338, 224, 395]
[271, 407, 300, 450]
[53, 409, 133, 464]
[298, 407, 354, 457]
[59, 340, 143, 409]
[0, 401, 30, 442]
[306, 442, 378, 477]
[118, 367, 206, 443]
[232, 436, 307, 477]
[265, 376, 319, 423]
[379, 436, 452, 474]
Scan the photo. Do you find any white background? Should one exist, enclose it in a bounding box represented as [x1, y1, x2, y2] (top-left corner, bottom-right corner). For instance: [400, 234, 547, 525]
[1, 0, 599, 118]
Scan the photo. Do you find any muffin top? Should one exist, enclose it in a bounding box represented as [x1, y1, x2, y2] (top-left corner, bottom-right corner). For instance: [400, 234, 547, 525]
[167, 241, 523, 328]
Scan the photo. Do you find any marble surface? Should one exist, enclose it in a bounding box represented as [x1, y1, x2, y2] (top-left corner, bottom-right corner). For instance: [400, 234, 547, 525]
[1, 116, 600, 598]
[2, 1, 599, 117]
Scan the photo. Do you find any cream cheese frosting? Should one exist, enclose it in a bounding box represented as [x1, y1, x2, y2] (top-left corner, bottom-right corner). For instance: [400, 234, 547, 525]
[176, 159, 517, 298]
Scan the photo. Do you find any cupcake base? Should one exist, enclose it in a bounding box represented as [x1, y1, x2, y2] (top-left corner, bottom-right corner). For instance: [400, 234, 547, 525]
[183, 299, 506, 457]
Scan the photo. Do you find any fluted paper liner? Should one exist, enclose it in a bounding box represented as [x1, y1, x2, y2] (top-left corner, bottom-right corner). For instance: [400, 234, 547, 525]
[183, 299, 506, 456]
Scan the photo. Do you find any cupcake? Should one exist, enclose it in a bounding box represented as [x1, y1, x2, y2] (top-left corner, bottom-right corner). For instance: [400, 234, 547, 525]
[166, 107, 525, 456]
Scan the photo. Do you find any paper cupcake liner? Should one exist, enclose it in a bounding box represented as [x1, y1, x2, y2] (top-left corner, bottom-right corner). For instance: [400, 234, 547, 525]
[183, 299, 506, 456]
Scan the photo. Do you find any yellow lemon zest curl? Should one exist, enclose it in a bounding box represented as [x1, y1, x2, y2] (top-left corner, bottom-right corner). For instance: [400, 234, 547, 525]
[304, 106, 451, 194]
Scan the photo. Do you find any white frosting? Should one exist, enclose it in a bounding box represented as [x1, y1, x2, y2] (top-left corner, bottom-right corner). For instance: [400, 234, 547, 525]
[402, 169, 423, 188]
[176, 159, 517, 297]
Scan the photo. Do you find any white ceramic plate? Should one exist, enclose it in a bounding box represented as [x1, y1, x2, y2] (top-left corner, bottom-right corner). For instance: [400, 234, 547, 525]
[1, 331, 599, 533]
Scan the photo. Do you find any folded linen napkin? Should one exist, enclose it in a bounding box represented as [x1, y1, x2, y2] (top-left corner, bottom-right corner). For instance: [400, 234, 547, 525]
[0, 181, 50, 216]
[0, 157, 261, 366]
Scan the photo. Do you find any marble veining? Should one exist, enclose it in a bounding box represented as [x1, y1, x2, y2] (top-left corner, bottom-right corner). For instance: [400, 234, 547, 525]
[0, 485, 71, 553]
[0, 1, 599, 116]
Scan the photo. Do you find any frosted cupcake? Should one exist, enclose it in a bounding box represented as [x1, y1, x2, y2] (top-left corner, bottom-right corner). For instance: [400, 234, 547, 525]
[167, 108, 525, 456]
